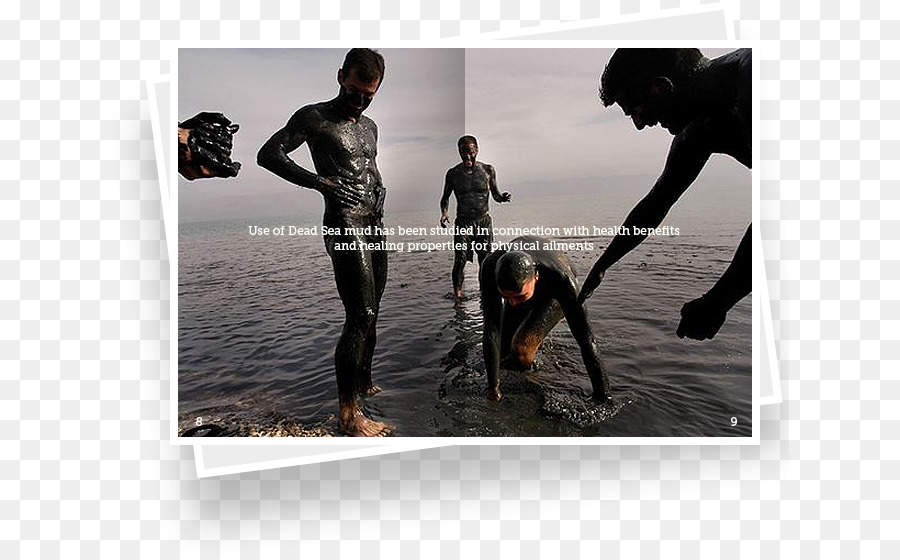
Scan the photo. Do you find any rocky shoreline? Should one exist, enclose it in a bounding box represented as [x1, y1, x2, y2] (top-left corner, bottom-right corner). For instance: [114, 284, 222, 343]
[178, 415, 338, 437]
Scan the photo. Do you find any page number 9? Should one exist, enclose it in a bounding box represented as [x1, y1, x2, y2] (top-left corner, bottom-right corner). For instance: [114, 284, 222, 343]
[730, 417, 737, 426]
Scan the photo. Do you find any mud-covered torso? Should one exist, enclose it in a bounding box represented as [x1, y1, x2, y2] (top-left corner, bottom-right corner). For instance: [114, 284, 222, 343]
[302, 102, 384, 225]
[448, 162, 494, 221]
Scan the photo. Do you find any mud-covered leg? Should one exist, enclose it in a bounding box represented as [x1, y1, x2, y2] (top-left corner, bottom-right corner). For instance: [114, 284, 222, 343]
[328, 236, 392, 436]
[499, 300, 529, 367]
[509, 299, 565, 369]
[452, 250, 466, 299]
[476, 245, 490, 266]
[359, 245, 387, 396]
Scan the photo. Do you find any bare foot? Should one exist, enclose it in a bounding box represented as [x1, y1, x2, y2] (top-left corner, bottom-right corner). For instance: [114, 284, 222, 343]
[360, 385, 383, 397]
[339, 409, 393, 437]
[488, 386, 503, 402]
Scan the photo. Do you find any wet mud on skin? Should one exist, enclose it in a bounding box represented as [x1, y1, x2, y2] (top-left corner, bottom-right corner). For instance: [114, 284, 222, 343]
[178, 202, 752, 438]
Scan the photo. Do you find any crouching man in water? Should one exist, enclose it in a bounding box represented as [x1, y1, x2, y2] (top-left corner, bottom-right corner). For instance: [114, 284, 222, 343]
[479, 236, 611, 402]
[257, 48, 391, 437]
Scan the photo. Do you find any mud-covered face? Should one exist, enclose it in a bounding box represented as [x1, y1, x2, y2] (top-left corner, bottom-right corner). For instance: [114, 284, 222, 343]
[458, 142, 478, 168]
[499, 273, 538, 307]
[615, 80, 686, 134]
[338, 67, 380, 120]
[618, 93, 664, 131]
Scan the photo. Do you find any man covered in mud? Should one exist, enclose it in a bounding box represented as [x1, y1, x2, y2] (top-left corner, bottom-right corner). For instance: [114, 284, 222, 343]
[480, 236, 610, 403]
[440, 136, 511, 299]
[579, 48, 752, 341]
[257, 49, 390, 437]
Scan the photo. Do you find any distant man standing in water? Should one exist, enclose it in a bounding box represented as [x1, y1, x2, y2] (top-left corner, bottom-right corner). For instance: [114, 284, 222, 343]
[257, 49, 391, 437]
[579, 48, 752, 341]
[480, 236, 610, 403]
[440, 136, 512, 300]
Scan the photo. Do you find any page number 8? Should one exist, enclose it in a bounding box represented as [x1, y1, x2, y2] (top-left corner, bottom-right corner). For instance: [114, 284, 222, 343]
[730, 417, 737, 426]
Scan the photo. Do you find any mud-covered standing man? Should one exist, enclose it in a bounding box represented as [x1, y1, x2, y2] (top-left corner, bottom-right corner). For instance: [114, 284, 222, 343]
[440, 136, 511, 300]
[257, 49, 391, 437]
[579, 48, 752, 341]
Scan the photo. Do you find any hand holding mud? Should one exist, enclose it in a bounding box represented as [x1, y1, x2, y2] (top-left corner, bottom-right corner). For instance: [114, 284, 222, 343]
[177, 112, 242, 180]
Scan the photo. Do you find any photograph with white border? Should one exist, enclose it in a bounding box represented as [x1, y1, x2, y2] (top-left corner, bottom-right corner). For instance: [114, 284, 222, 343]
[172, 43, 759, 444]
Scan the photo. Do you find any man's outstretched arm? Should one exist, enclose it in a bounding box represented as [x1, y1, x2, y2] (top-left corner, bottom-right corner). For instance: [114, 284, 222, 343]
[677, 224, 751, 340]
[558, 284, 610, 401]
[579, 128, 713, 303]
[480, 264, 504, 401]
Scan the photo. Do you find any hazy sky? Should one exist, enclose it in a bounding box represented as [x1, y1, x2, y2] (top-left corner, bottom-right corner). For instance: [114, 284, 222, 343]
[463, 48, 743, 191]
[178, 48, 747, 223]
[179, 48, 465, 222]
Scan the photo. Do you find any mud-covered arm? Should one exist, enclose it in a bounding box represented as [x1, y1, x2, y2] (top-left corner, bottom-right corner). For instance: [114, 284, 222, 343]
[579, 125, 713, 302]
[440, 170, 454, 227]
[258, 110, 366, 208]
[706, 224, 751, 310]
[558, 277, 610, 400]
[370, 121, 384, 189]
[480, 262, 504, 400]
[256, 110, 323, 191]
[487, 164, 511, 203]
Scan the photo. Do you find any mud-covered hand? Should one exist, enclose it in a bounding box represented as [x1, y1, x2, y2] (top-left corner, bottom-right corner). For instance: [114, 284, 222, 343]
[316, 176, 366, 209]
[440, 212, 450, 228]
[178, 112, 241, 180]
[577, 269, 604, 305]
[676, 295, 728, 340]
[495, 191, 512, 203]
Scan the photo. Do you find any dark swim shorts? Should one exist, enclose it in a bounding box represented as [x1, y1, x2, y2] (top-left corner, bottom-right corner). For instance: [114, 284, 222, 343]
[454, 213, 493, 262]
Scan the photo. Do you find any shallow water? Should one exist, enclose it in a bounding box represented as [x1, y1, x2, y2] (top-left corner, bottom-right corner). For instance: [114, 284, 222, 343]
[179, 193, 751, 437]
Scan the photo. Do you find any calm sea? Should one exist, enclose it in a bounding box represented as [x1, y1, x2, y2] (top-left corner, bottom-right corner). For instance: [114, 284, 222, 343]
[178, 188, 751, 437]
